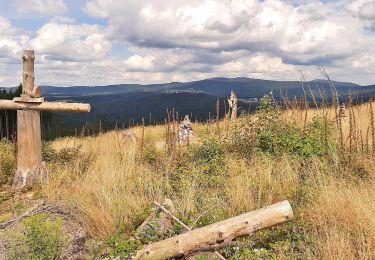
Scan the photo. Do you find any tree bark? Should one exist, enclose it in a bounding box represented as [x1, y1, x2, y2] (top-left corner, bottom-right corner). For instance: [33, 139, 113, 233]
[136, 200, 293, 260]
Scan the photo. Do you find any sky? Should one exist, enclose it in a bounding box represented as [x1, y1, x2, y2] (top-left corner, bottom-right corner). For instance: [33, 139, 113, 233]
[0, 0, 374, 87]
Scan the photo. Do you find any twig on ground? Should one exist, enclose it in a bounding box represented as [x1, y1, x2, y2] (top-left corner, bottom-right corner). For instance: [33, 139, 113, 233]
[0, 200, 45, 229]
[154, 201, 226, 260]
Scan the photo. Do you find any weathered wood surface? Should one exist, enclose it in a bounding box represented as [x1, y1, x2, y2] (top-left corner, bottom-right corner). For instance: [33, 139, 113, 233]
[0, 49, 91, 190]
[136, 200, 293, 260]
[153, 201, 224, 260]
[0, 100, 91, 112]
[230, 90, 237, 120]
[12, 50, 42, 190]
[22, 50, 35, 97]
[13, 110, 42, 189]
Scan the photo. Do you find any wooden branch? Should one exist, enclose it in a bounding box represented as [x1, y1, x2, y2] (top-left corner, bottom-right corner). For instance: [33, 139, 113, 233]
[0, 200, 45, 229]
[154, 202, 225, 260]
[136, 200, 293, 260]
[31, 85, 42, 98]
[0, 100, 91, 112]
[154, 202, 191, 231]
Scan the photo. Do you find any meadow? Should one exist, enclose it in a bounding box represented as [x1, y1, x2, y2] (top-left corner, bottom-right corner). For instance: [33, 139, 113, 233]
[1, 94, 375, 259]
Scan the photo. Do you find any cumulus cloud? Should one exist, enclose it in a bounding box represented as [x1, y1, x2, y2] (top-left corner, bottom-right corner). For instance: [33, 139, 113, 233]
[84, 0, 374, 66]
[2, 0, 375, 87]
[30, 22, 111, 61]
[0, 16, 28, 63]
[358, 1, 375, 20]
[13, 0, 68, 15]
[346, 0, 375, 30]
[125, 54, 155, 71]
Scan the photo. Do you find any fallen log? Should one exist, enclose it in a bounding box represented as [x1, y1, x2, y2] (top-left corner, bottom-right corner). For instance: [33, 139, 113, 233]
[136, 200, 293, 259]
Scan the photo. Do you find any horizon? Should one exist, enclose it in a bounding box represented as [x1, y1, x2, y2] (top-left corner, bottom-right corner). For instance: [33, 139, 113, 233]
[0, 0, 375, 87]
[1, 76, 373, 89]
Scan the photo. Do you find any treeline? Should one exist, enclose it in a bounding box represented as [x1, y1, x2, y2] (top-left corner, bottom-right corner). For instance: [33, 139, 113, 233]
[0, 85, 53, 141]
[0, 84, 22, 140]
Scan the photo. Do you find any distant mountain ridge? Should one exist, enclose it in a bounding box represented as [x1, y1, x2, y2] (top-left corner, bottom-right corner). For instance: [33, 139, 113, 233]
[41, 77, 368, 98]
[34, 77, 375, 138]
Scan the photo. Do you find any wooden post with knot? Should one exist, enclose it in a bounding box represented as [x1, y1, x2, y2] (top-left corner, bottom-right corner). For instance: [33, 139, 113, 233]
[0, 50, 90, 191]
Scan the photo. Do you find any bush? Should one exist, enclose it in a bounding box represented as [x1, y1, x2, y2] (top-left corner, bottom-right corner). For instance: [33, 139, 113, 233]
[257, 117, 329, 157]
[23, 214, 65, 260]
[106, 235, 143, 259]
[222, 219, 314, 259]
[42, 142, 93, 177]
[139, 143, 160, 165]
[42, 142, 82, 165]
[0, 140, 16, 185]
[193, 139, 225, 176]
[225, 93, 333, 159]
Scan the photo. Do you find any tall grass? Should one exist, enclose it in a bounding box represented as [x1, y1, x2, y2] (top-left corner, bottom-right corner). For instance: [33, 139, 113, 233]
[38, 99, 375, 258]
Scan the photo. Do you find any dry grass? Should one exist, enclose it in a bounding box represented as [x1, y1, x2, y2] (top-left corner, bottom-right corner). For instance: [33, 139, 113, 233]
[39, 102, 375, 258]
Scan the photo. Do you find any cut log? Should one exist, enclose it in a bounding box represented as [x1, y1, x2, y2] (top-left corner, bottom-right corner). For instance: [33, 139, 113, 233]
[136, 200, 293, 260]
[0, 100, 91, 112]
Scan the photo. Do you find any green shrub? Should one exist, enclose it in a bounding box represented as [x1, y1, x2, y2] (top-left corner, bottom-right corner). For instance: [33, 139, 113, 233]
[257, 117, 329, 157]
[42, 142, 93, 176]
[193, 139, 225, 176]
[222, 219, 314, 259]
[0, 140, 16, 185]
[23, 214, 65, 260]
[4, 228, 29, 260]
[139, 143, 160, 165]
[225, 93, 333, 159]
[106, 235, 143, 259]
[42, 142, 82, 165]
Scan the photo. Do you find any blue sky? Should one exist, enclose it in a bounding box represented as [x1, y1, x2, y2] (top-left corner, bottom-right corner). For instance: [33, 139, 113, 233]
[0, 0, 375, 87]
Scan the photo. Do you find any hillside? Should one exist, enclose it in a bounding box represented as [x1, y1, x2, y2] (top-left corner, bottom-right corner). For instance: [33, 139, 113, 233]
[1, 98, 375, 259]
[39, 77, 375, 137]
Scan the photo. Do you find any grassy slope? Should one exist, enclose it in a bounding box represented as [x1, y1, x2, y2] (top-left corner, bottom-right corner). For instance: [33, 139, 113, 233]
[2, 102, 375, 258]
[43, 103, 375, 258]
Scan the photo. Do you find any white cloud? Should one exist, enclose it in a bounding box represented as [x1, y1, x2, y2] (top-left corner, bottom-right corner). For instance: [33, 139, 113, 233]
[0, 16, 28, 64]
[359, 1, 375, 20]
[125, 54, 154, 71]
[13, 0, 68, 15]
[2, 0, 375, 87]
[346, 0, 375, 30]
[83, 0, 113, 18]
[84, 0, 374, 65]
[30, 22, 111, 61]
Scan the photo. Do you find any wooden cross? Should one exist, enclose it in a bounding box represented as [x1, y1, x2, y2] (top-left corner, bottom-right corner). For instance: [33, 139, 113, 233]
[0, 50, 90, 191]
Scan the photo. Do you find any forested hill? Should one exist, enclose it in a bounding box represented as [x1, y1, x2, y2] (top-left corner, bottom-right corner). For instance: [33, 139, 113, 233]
[42, 77, 368, 98]
[3, 77, 375, 139]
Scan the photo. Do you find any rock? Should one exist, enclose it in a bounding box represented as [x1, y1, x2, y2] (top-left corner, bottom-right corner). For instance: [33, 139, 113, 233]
[179, 115, 194, 144]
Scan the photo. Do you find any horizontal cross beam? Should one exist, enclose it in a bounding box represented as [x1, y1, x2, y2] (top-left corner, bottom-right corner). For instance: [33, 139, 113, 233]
[0, 100, 90, 112]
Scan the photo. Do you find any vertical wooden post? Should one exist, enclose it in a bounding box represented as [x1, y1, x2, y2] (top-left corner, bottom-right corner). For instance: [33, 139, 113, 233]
[13, 50, 42, 190]
[230, 90, 238, 120]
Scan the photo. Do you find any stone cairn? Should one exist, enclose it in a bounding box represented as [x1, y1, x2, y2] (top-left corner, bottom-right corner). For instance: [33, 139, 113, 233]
[179, 115, 194, 143]
[339, 103, 346, 117]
